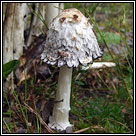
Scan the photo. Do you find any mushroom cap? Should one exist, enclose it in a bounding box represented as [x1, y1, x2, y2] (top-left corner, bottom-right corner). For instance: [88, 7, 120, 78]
[41, 8, 103, 67]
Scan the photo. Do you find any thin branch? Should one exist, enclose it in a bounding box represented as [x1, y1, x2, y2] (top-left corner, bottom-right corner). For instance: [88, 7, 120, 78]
[73, 126, 106, 133]
[73, 127, 90, 133]
[82, 62, 116, 70]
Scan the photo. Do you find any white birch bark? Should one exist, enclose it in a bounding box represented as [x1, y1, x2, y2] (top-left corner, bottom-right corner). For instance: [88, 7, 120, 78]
[13, 3, 26, 60]
[59, 3, 64, 13]
[3, 3, 26, 63]
[3, 3, 14, 64]
[3, 3, 15, 91]
[46, 3, 60, 26]
[3, 3, 26, 91]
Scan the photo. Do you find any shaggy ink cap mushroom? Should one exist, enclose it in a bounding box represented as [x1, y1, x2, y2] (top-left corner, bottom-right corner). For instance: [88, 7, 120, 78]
[41, 8, 103, 68]
[41, 8, 103, 131]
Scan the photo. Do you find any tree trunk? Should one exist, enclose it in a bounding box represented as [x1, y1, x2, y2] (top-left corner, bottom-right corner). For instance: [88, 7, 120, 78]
[46, 3, 60, 26]
[3, 3, 26, 63]
[3, 3, 26, 90]
[59, 3, 64, 13]
[3, 3, 14, 64]
[13, 3, 26, 60]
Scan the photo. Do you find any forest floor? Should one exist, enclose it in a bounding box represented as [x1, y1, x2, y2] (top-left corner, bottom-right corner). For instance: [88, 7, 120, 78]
[3, 3, 134, 134]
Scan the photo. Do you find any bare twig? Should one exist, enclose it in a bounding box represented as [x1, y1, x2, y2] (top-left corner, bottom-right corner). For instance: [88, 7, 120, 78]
[23, 102, 54, 133]
[82, 62, 116, 70]
[73, 125, 106, 133]
[73, 127, 90, 133]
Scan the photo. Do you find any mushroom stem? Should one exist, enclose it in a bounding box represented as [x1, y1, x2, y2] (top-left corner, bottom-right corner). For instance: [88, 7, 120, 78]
[48, 66, 73, 130]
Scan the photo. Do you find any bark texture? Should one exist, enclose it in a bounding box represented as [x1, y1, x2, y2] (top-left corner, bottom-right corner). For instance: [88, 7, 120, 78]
[3, 3, 26, 63]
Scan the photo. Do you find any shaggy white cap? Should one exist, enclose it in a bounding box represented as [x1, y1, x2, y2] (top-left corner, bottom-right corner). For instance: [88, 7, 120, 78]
[41, 8, 103, 67]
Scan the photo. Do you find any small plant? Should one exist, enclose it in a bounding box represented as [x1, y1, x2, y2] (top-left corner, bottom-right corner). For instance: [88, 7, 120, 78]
[3, 60, 20, 80]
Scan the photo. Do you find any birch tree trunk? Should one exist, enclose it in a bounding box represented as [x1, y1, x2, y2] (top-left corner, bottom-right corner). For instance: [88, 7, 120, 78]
[13, 3, 26, 60]
[3, 3, 14, 64]
[59, 3, 64, 13]
[3, 3, 26, 62]
[3, 3, 15, 90]
[3, 3, 26, 90]
[46, 3, 60, 26]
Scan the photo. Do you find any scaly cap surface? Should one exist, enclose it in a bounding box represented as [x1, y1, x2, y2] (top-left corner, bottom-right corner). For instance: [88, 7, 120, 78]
[41, 8, 103, 67]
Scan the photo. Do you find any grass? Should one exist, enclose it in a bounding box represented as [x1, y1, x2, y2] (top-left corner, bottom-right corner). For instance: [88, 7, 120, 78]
[71, 79, 133, 133]
[3, 2, 133, 134]
[71, 97, 132, 133]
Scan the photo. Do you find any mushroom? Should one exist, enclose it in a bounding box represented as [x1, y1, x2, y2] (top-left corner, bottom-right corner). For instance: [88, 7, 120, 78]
[41, 8, 103, 131]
